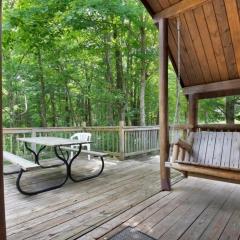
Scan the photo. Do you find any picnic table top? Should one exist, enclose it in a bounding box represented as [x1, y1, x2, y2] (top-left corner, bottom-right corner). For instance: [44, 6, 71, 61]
[17, 137, 91, 147]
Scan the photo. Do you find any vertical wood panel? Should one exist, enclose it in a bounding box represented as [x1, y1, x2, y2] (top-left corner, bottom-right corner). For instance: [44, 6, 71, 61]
[147, 0, 163, 12]
[190, 132, 202, 163]
[212, 132, 224, 167]
[168, 25, 189, 84]
[180, 14, 205, 84]
[229, 132, 240, 169]
[158, 0, 171, 9]
[194, 7, 221, 81]
[184, 10, 213, 83]
[213, 0, 238, 79]
[221, 132, 233, 168]
[197, 131, 209, 164]
[224, 0, 240, 76]
[205, 132, 216, 165]
[169, 19, 196, 85]
[203, 2, 229, 81]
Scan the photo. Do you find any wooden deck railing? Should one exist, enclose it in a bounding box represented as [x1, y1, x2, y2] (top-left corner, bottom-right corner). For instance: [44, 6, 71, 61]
[3, 122, 187, 160]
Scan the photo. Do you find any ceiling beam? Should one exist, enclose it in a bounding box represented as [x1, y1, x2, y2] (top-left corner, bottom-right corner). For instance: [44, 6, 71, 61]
[140, 0, 154, 16]
[154, 0, 209, 21]
[196, 89, 240, 99]
[183, 79, 240, 99]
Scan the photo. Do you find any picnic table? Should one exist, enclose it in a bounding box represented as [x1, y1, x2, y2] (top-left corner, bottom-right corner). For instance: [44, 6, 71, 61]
[4, 136, 106, 195]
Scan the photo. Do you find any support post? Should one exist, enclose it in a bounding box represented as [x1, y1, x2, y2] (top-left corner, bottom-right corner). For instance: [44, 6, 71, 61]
[0, 0, 6, 238]
[119, 121, 125, 160]
[188, 94, 198, 131]
[159, 18, 171, 191]
[81, 121, 87, 128]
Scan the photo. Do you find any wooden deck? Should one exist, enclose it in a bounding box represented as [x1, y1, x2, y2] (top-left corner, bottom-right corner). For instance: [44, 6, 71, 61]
[4, 154, 180, 240]
[79, 178, 240, 240]
[81, 177, 240, 240]
[5, 155, 240, 240]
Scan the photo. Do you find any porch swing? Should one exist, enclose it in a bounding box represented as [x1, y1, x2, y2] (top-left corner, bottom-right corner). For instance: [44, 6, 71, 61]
[165, 17, 240, 184]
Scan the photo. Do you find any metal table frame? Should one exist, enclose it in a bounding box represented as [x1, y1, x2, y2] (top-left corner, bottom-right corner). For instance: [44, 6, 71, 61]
[15, 138, 104, 195]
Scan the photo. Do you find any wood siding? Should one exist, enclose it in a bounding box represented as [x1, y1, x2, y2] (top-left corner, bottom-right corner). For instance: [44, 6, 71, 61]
[142, 0, 240, 88]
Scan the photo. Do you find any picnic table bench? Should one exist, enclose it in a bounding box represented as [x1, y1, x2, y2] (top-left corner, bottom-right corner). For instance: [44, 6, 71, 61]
[3, 151, 48, 195]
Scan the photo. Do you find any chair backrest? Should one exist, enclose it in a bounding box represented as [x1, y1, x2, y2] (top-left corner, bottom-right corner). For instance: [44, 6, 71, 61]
[71, 132, 91, 142]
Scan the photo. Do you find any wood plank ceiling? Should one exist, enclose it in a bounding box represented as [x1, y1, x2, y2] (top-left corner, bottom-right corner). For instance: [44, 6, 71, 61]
[141, 0, 240, 88]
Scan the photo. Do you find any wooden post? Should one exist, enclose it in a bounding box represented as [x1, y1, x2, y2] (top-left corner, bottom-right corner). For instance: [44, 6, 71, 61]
[119, 121, 125, 160]
[81, 121, 87, 128]
[188, 94, 198, 131]
[0, 0, 6, 238]
[159, 18, 171, 191]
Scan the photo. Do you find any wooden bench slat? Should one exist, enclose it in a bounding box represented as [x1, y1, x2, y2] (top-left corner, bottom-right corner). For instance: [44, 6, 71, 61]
[174, 131, 240, 171]
[3, 151, 40, 171]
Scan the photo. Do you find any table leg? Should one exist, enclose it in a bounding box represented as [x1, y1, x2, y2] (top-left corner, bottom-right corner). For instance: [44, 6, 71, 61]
[16, 164, 68, 196]
[68, 146, 104, 182]
[24, 143, 63, 168]
[69, 156, 104, 182]
[54, 145, 105, 183]
[54, 144, 82, 180]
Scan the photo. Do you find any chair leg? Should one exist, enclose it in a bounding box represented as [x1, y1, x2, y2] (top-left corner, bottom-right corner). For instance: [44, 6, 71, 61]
[87, 145, 91, 160]
[70, 151, 73, 160]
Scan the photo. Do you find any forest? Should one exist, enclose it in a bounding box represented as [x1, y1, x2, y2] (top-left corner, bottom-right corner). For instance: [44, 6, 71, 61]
[2, 0, 240, 128]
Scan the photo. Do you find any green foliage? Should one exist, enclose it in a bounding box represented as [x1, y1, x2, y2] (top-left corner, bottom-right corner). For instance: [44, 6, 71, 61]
[3, 0, 238, 127]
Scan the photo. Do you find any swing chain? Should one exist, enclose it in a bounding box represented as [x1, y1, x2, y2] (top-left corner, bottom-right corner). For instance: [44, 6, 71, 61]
[171, 16, 182, 145]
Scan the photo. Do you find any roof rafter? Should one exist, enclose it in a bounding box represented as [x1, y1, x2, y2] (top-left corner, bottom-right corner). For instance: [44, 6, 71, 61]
[154, 0, 210, 21]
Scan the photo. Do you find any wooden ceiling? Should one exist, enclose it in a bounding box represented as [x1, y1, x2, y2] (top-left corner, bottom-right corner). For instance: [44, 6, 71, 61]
[141, 0, 240, 92]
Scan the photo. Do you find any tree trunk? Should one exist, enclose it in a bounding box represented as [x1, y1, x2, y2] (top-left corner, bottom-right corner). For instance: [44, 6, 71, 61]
[65, 81, 77, 126]
[113, 25, 125, 122]
[126, 21, 133, 126]
[64, 89, 70, 126]
[104, 33, 114, 125]
[140, 15, 147, 126]
[50, 91, 56, 127]
[83, 65, 92, 126]
[37, 48, 47, 127]
[226, 96, 235, 124]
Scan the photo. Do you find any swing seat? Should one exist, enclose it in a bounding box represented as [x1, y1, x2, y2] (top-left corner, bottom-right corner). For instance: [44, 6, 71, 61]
[166, 131, 240, 183]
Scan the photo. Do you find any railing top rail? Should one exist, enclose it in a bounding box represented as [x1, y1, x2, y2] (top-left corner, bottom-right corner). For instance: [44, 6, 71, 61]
[169, 124, 193, 130]
[197, 124, 240, 131]
[3, 124, 194, 134]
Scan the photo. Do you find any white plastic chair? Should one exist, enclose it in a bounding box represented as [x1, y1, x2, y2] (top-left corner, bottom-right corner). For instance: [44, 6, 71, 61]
[70, 133, 91, 160]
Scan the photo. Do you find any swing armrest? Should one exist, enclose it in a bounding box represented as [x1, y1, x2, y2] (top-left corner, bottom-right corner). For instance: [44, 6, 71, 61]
[175, 139, 192, 153]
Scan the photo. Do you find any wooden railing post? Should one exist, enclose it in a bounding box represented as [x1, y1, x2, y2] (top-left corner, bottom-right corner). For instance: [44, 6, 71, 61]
[81, 122, 87, 132]
[119, 121, 125, 160]
[81, 121, 87, 128]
